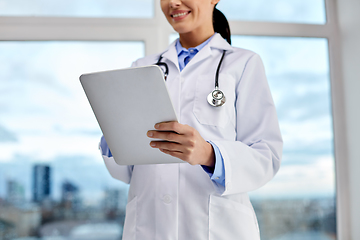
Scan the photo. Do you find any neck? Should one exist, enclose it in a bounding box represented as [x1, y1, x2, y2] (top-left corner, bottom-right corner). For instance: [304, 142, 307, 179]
[179, 29, 215, 49]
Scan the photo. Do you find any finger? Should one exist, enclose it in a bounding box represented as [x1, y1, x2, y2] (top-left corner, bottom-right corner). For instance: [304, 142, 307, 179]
[151, 141, 193, 159]
[147, 130, 186, 143]
[159, 148, 185, 160]
[150, 141, 185, 152]
[159, 149, 194, 164]
[154, 121, 184, 134]
[156, 122, 197, 140]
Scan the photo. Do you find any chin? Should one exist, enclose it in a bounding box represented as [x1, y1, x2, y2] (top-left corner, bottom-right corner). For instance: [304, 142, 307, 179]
[173, 29, 188, 35]
[166, 19, 191, 34]
[171, 25, 192, 35]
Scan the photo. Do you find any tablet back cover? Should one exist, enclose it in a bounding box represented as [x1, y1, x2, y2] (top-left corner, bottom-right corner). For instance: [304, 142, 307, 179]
[80, 65, 183, 165]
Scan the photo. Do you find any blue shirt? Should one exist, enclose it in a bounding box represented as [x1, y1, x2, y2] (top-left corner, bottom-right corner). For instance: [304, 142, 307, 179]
[101, 34, 226, 187]
[175, 37, 211, 71]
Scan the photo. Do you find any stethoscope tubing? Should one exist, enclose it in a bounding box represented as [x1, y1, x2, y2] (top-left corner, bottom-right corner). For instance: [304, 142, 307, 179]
[215, 50, 226, 89]
[156, 55, 169, 81]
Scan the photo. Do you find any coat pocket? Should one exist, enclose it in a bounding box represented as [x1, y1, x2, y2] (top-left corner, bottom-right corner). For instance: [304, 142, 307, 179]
[209, 195, 260, 240]
[193, 73, 236, 128]
[122, 196, 137, 240]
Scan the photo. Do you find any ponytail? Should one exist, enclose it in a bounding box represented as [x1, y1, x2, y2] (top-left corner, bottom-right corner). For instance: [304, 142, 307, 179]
[213, 5, 231, 45]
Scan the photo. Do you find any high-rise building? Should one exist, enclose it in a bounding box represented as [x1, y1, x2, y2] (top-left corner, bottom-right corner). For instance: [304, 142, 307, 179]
[61, 180, 79, 202]
[61, 180, 81, 210]
[6, 179, 25, 204]
[103, 188, 120, 211]
[102, 188, 121, 220]
[32, 165, 51, 203]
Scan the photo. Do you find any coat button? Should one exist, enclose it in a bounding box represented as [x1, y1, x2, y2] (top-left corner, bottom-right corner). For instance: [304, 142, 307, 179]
[163, 194, 172, 204]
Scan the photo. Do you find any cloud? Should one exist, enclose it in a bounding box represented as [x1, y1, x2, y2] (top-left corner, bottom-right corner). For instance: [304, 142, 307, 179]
[0, 125, 18, 142]
[269, 72, 331, 123]
[280, 118, 333, 157]
[0, 41, 145, 163]
[249, 156, 336, 199]
[0, 132, 103, 163]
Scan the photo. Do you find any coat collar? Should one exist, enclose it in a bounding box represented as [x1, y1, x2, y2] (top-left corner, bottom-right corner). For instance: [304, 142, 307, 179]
[161, 40, 179, 70]
[160, 33, 233, 70]
[208, 33, 234, 52]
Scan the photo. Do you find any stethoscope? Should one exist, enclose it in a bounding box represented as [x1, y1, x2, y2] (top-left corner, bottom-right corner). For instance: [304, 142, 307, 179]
[156, 50, 227, 107]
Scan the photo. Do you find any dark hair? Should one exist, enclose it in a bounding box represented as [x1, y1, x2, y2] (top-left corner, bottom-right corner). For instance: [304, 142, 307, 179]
[213, 5, 231, 45]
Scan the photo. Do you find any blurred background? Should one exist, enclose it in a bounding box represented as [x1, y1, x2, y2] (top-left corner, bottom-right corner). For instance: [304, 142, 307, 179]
[0, 0, 359, 239]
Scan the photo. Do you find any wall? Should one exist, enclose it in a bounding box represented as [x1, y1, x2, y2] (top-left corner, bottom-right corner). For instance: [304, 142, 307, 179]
[336, 0, 360, 239]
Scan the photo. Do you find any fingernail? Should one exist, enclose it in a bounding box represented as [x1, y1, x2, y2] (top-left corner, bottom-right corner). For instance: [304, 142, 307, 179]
[150, 142, 156, 147]
[155, 124, 160, 129]
[147, 132, 153, 137]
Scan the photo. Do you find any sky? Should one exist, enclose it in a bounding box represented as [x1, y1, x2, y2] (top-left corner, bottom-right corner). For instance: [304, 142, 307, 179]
[0, 1, 334, 204]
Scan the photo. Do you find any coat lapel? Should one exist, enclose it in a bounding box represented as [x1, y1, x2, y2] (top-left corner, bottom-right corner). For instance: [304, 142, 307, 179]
[208, 33, 234, 52]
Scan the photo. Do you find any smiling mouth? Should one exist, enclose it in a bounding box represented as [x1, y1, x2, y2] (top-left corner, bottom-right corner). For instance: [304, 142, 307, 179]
[171, 11, 191, 18]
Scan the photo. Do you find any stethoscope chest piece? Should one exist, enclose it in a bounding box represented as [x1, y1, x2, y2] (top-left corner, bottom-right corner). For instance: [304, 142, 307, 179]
[207, 87, 226, 107]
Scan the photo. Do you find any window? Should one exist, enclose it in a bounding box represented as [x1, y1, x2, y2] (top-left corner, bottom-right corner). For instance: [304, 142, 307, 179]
[0, 41, 144, 239]
[232, 36, 335, 239]
[217, 0, 326, 24]
[0, 0, 347, 239]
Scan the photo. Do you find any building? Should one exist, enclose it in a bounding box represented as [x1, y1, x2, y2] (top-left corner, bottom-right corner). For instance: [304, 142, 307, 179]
[0, 219, 16, 240]
[252, 197, 336, 240]
[39, 221, 122, 240]
[6, 179, 25, 204]
[32, 165, 51, 203]
[0, 203, 41, 238]
[103, 188, 120, 211]
[61, 180, 81, 210]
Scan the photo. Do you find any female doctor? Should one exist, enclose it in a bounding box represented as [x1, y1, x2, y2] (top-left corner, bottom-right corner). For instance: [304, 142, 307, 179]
[100, 0, 283, 239]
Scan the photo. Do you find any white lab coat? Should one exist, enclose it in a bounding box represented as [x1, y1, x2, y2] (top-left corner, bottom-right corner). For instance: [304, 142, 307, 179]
[101, 33, 283, 240]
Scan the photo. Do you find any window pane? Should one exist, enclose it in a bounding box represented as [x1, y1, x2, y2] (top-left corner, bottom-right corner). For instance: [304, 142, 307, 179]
[231, 36, 336, 239]
[169, 33, 335, 239]
[0, 0, 153, 18]
[0, 41, 144, 239]
[217, 0, 326, 24]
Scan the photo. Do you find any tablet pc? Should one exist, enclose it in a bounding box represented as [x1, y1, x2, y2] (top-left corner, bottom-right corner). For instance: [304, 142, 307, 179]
[80, 65, 183, 165]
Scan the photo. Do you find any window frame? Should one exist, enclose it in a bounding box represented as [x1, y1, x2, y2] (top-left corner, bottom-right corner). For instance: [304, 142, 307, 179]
[0, 0, 350, 239]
